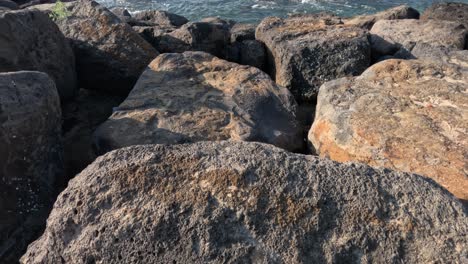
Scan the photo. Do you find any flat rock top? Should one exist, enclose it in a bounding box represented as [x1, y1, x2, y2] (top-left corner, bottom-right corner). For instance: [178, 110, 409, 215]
[257, 14, 366, 43]
[370, 19, 467, 50]
[21, 141, 467, 263]
[345, 5, 419, 29]
[310, 58, 468, 200]
[94, 51, 302, 153]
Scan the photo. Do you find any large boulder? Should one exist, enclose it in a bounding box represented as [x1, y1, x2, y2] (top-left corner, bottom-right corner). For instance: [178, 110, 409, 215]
[309, 58, 468, 201]
[421, 2, 468, 29]
[0, 9, 77, 100]
[345, 5, 420, 29]
[0, 71, 63, 263]
[93, 52, 303, 154]
[133, 10, 188, 28]
[230, 23, 256, 43]
[30, 0, 159, 95]
[157, 21, 230, 58]
[370, 19, 467, 59]
[21, 141, 468, 263]
[256, 14, 371, 102]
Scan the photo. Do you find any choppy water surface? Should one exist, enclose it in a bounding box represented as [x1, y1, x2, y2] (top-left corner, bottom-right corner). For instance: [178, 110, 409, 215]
[98, 0, 468, 23]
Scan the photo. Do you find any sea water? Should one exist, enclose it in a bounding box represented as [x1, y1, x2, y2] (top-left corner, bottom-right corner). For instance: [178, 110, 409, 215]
[98, 0, 468, 23]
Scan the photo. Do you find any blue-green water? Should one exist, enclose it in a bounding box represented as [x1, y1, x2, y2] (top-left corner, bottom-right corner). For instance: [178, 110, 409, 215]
[98, 0, 468, 23]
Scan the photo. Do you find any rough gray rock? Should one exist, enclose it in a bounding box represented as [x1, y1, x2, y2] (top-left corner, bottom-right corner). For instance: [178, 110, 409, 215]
[370, 19, 467, 59]
[0, 71, 63, 263]
[133, 10, 188, 28]
[93, 52, 303, 154]
[21, 141, 468, 263]
[256, 14, 371, 102]
[226, 39, 266, 70]
[157, 21, 230, 58]
[30, 0, 159, 95]
[422, 2, 468, 30]
[345, 5, 420, 29]
[0, 9, 77, 100]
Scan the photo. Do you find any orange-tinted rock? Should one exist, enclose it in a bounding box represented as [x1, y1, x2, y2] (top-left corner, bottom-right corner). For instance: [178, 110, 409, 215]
[309, 58, 468, 201]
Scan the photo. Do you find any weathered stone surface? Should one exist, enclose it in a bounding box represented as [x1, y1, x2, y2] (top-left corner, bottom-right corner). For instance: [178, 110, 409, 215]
[309, 59, 468, 201]
[0, 71, 63, 263]
[21, 141, 468, 263]
[200, 16, 236, 27]
[133, 10, 188, 28]
[230, 23, 256, 43]
[157, 21, 230, 58]
[256, 14, 370, 102]
[370, 19, 467, 58]
[0, 9, 77, 100]
[226, 39, 266, 70]
[0, 0, 18, 10]
[422, 2, 468, 29]
[94, 52, 302, 154]
[345, 5, 419, 29]
[31, 0, 159, 95]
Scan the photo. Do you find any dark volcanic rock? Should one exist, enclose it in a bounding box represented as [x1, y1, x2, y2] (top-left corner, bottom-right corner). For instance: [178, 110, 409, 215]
[93, 52, 303, 154]
[345, 5, 420, 29]
[109, 7, 131, 23]
[0, 71, 63, 263]
[30, 0, 159, 95]
[21, 141, 468, 263]
[0, 9, 77, 100]
[157, 21, 230, 58]
[226, 39, 266, 70]
[256, 14, 371, 102]
[422, 2, 468, 29]
[133, 10, 188, 28]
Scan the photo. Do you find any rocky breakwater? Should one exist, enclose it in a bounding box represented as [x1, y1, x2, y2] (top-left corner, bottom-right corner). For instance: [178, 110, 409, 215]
[21, 142, 468, 263]
[309, 56, 468, 201]
[93, 51, 303, 154]
[0, 1, 466, 263]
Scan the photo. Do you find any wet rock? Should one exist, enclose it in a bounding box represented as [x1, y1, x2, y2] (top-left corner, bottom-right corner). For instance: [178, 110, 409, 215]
[0, 9, 77, 100]
[93, 52, 303, 154]
[30, 0, 159, 95]
[133, 10, 188, 28]
[157, 21, 230, 58]
[345, 5, 420, 29]
[21, 141, 468, 263]
[309, 58, 468, 201]
[256, 14, 370, 102]
[0, 71, 63, 263]
[370, 19, 467, 59]
[422, 2, 468, 29]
